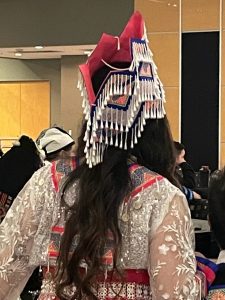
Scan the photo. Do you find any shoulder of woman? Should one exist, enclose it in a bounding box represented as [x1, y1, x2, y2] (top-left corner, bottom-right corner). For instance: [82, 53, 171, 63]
[130, 164, 182, 197]
[31, 163, 53, 183]
[21, 163, 55, 208]
[132, 171, 186, 217]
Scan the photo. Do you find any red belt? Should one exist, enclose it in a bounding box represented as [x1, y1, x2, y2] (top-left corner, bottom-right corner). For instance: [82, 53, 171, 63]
[43, 267, 149, 284]
[92, 268, 149, 285]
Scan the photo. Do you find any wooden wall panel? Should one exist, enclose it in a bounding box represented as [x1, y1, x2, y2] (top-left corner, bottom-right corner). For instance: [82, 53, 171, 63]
[182, 0, 220, 31]
[0, 139, 17, 152]
[223, 0, 225, 29]
[148, 33, 179, 87]
[135, 0, 179, 33]
[0, 83, 21, 137]
[164, 87, 179, 141]
[220, 143, 225, 168]
[61, 56, 84, 139]
[20, 81, 50, 140]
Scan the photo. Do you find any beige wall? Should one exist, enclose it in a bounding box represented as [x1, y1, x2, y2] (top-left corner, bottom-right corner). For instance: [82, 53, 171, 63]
[0, 56, 85, 142]
[0, 0, 134, 48]
[182, 0, 220, 31]
[135, 0, 180, 141]
[135, 0, 224, 168]
[0, 56, 88, 142]
[61, 56, 86, 140]
[0, 58, 61, 126]
[0, 81, 50, 151]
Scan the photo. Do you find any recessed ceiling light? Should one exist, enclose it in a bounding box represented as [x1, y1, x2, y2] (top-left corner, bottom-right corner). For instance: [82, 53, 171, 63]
[15, 52, 22, 57]
[35, 45, 44, 50]
[173, 3, 177, 7]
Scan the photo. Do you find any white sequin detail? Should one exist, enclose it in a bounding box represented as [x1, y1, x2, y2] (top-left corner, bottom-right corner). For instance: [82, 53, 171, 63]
[0, 164, 199, 299]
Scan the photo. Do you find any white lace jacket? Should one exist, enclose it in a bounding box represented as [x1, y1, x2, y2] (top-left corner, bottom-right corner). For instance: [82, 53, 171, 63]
[0, 163, 199, 299]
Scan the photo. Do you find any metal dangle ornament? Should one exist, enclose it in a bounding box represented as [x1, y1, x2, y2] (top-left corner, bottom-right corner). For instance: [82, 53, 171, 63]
[37, 256, 57, 300]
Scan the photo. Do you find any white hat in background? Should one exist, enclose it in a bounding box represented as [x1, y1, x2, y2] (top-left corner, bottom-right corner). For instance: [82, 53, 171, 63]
[39, 128, 74, 154]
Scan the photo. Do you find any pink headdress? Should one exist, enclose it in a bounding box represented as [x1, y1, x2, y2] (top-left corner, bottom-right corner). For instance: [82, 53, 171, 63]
[78, 12, 166, 167]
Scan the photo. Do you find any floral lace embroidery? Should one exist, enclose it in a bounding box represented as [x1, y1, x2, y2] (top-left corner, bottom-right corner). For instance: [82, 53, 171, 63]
[0, 164, 199, 300]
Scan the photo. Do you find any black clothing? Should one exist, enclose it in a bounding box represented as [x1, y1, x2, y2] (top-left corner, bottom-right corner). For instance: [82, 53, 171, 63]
[212, 263, 225, 285]
[20, 268, 42, 300]
[0, 136, 42, 300]
[176, 161, 196, 189]
[0, 138, 41, 198]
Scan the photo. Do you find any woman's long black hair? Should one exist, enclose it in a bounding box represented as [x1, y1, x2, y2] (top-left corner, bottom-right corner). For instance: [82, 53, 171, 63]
[56, 64, 179, 299]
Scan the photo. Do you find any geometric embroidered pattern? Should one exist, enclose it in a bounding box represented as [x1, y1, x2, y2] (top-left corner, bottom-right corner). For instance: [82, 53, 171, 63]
[0, 191, 13, 223]
[207, 288, 225, 300]
[93, 281, 151, 299]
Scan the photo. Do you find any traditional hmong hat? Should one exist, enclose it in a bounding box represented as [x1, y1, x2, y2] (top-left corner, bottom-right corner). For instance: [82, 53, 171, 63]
[39, 128, 74, 154]
[78, 11, 166, 168]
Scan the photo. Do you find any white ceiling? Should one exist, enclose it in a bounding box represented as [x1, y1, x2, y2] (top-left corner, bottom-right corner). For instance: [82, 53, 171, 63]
[0, 44, 96, 59]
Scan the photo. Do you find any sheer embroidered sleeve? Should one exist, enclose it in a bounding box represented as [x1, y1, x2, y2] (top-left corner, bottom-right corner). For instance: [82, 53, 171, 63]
[148, 192, 199, 299]
[0, 165, 54, 300]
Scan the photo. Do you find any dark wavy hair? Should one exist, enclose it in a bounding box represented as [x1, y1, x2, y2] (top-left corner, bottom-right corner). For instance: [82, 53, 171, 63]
[56, 65, 179, 299]
[174, 141, 185, 155]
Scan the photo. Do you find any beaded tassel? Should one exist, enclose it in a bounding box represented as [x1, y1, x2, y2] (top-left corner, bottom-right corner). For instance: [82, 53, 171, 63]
[79, 38, 166, 168]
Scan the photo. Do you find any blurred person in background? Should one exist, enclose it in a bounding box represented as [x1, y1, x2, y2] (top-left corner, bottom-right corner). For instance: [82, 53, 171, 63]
[174, 141, 196, 189]
[206, 168, 225, 298]
[20, 127, 76, 300]
[0, 135, 43, 300]
[174, 141, 201, 201]
[0, 135, 42, 222]
[37, 127, 75, 163]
